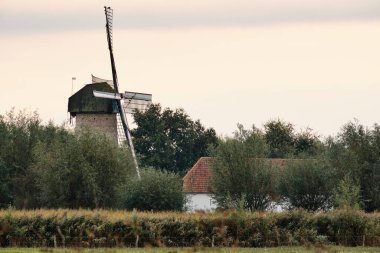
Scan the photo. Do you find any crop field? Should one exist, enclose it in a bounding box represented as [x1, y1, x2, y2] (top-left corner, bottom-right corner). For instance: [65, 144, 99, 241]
[0, 209, 379, 249]
[0, 246, 380, 253]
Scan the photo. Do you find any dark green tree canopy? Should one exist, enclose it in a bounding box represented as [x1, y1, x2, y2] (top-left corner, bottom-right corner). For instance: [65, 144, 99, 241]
[131, 103, 218, 173]
[264, 119, 295, 158]
[264, 119, 321, 158]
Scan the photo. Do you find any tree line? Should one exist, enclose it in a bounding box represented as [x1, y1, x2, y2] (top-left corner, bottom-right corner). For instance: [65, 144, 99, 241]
[211, 122, 380, 212]
[0, 109, 183, 210]
[0, 106, 379, 212]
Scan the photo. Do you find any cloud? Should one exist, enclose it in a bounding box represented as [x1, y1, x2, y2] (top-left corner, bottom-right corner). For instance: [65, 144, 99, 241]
[1, 0, 380, 35]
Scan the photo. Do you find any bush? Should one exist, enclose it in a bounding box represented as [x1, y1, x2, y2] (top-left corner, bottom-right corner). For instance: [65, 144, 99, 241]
[278, 158, 336, 211]
[119, 168, 185, 211]
[334, 174, 361, 210]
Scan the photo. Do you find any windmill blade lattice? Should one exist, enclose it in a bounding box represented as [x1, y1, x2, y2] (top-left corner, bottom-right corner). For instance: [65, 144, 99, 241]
[104, 6, 140, 180]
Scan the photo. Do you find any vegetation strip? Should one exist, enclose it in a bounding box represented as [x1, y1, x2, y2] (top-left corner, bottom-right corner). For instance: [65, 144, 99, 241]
[1, 209, 379, 248]
[1, 247, 380, 252]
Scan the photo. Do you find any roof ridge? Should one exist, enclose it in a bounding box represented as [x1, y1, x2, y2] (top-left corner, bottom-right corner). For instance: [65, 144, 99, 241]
[183, 157, 212, 179]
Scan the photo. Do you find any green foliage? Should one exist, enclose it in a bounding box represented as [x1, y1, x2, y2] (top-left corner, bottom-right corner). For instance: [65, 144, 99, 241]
[294, 128, 322, 156]
[319, 210, 378, 246]
[0, 109, 55, 208]
[211, 124, 278, 211]
[1, 108, 379, 213]
[32, 130, 135, 209]
[0, 209, 378, 247]
[264, 119, 295, 158]
[0, 109, 135, 209]
[327, 120, 380, 211]
[334, 174, 361, 210]
[278, 158, 336, 211]
[132, 104, 218, 173]
[0, 117, 12, 207]
[264, 119, 321, 158]
[119, 168, 185, 211]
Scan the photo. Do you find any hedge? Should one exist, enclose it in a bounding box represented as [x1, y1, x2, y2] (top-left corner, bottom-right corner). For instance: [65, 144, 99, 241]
[0, 209, 379, 247]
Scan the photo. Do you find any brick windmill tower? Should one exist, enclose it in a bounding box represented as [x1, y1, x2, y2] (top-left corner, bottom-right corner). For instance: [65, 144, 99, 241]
[68, 7, 152, 179]
[68, 76, 151, 145]
[68, 78, 119, 143]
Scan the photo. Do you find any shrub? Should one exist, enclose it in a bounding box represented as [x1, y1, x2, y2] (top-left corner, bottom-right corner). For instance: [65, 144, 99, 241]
[119, 168, 185, 211]
[334, 174, 361, 210]
[278, 158, 336, 211]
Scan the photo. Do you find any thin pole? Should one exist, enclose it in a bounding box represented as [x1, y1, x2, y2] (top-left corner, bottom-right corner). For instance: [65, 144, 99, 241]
[71, 77, 76, 95]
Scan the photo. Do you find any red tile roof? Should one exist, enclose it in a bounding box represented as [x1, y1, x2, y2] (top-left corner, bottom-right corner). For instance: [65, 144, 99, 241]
[182, 157, 290, 193]
[183, 157, 213, 193]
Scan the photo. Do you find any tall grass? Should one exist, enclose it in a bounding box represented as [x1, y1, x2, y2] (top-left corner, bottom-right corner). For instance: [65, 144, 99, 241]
[0, 209, 379, 248]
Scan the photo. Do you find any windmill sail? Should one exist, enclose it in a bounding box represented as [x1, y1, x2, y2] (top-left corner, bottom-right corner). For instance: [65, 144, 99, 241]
[92, 74, 114, 89]
[92, 79, 153, 113]
[104, 6, 140, 179]
[124, 91, 152, 114]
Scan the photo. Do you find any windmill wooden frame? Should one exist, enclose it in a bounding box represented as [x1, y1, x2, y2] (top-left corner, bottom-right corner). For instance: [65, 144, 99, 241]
[92, 6, 149, 179]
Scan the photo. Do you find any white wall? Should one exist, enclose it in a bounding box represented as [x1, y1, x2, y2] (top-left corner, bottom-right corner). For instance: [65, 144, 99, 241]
[186, 193, 217, 212]
[185, 193, 287, 212]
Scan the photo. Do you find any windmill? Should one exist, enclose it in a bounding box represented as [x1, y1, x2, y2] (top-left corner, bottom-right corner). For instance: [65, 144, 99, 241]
[92, 6, 148, 179]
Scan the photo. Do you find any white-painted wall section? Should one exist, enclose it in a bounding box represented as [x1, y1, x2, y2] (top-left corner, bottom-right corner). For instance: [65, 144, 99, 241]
[186, 193, 217, 212]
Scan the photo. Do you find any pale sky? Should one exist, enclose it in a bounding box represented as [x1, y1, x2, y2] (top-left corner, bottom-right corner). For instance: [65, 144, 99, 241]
[1, 0, 379, 137]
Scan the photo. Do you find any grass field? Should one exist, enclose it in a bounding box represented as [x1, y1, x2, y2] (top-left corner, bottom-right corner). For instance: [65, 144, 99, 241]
[0, 247, 380, 253]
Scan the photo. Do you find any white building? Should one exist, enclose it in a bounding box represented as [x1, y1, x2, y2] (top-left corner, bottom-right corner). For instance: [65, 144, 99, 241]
[183, 157, 289, 212]
[183, 157, 217, 211]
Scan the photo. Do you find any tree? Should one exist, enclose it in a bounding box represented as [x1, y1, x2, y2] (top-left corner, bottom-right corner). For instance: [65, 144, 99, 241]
[334, 174, 361, 210]
[0, 109, 137, 209]
[119, 168, 185, 211]
[264, 119, 295, 158]
[210, 124, 277, 211]
[0, 109, 84, 208]
[278, 158, 336, 211]
[132, 104, 218, 173]
[327, 121, 380, 212]
[32, 130, 135, 208]
[264, 119, 321, 158]
[294, 128, 322, 156]
[0, 116, 12, 207]
[0, 109, 46, 208]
